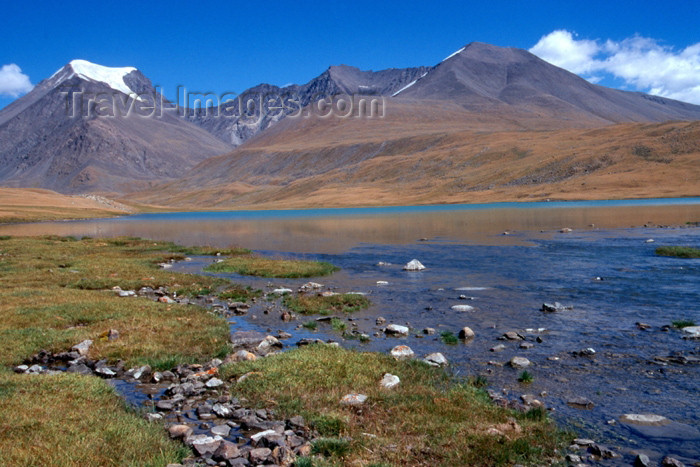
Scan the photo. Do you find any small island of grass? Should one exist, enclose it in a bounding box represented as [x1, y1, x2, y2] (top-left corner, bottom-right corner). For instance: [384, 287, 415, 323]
[205, 255, 339, 278]
[655, 246, 700, 258]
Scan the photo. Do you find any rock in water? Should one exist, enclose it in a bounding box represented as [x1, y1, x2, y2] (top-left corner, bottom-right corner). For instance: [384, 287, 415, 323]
[509, 356, 531, 368]
[459, 327, 475, 339]
[451, 305, 475, 312]
[385, 324, 409, 336]
[403, 259, 425, 271]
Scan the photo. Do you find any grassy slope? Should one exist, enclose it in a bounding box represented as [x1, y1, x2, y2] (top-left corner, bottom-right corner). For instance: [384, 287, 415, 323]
[0, 188, 132, 223]
[221, 344, 566, 466]
[126, 120, 700, 209]
[0, 236, 232, 466]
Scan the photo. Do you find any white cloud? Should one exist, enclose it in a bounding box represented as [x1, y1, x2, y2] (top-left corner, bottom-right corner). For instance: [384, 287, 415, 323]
[530, 30, 700, 105]
[0, 64, 33, 97]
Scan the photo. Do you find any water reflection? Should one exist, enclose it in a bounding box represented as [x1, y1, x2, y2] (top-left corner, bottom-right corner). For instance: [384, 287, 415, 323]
[1, 200, 699, 253]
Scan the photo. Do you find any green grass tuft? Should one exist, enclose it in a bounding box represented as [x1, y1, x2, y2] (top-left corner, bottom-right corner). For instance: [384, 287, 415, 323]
[312, 437, 351, 458]
[330, 318, 347, 332]
[672, 319, 696, 328]
[205, 255, 339, 278]
[440, 330, 458, 345]
[655, 246, 700, 258]
[302, 320, 318, 330]
[518, 370, 534, 383]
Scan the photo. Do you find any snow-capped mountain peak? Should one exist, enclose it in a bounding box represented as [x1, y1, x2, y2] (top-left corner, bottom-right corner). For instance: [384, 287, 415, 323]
[49, 59, 138, 95]
[68, 59, 137, 95]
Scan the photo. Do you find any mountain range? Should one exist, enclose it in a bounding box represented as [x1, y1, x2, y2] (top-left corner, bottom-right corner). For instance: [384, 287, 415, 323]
[1, 42, 699, 202]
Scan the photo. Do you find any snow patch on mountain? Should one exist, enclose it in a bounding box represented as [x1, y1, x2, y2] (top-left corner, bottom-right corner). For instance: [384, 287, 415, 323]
[442, 46, 465, 62]
[69, 60, 137, 95]
[391, 72, 429, 97]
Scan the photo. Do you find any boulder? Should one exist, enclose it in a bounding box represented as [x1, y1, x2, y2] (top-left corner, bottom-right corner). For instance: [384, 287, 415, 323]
[380, 373, 400, 389]
[249, 447, 272, 464]
[403, 259, 425, 271]
[230, 330, 267, 349]
[459, 327, 475, 339]
[423, 352, 448, 367]
[212, 440, 241, 462]
[508, 356, 531, 368]
[189, 435, 223, 456]
[390, 345, 414, 360]
[541, 302, 572, 312]
[681, 326, 700, 339]
[567, 397, 595, 409]
[385, 324, 409, 336]
[71, 340, 93, 356]
[340, 393, 368, 406]
[168, 424, 193, 440]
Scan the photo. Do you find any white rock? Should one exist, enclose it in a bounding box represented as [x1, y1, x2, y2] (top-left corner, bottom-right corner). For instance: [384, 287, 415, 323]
[272, 288, 293, 294]
[159, 263, 173, 269]
[645, 239, 655, 243]
[188, 434, 223, 446]
[205, 377, 224, 388]
[403, 259, 425, 271]
[451, 305, 475, 312]
[380, 373, 400, 389]
[376, 281, 389, 285]
[340, 393, 367, 406]
[385, 324, 409, 336]
[423, 352, 448, 367]
[390, 345, 415, 360]
[118, 290, 136, 297]
[619, 414, 670, 426]
[250, 429, 277, 443]
[72, 339, 93, 356]
[509, 356, 531, 368]
[681, 326, 700, 339]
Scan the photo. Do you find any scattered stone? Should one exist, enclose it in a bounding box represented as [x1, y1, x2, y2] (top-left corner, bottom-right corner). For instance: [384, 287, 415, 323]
[620, 414, 670, 426]
[681, 326, 700, 339]
[158, 295, 175, 304]
[519, 342, 534, 349]
[189, 435, 223, 456]
[645, 238, 655, 243]
[508, 356, 531, 368]
[251, 429, 278, 444]
[566, 454, 582, 463]
[423, 352, 448, 367]
[541, 302, 572, 312]
[94, 367, 116, 378]
[229, 350, 257, 362]
[230, 330, 267, 349]
[459, 327, 475, 339]
[661, 456, 685, 467]
[572, 438, 595, 447]
[634, 453, 651, 467]
[385, 324, 409, 336]
[636, 322, 652, 330]
[560, 227, 573, 233]
[520, 394, 543, 408]
[145, 413, 163, 422]
[133, 365, 152, 381]
[212, 440, 240, 462]
[107, 329, 120, 341]
[490, 344, 506, 352]
[567, 397, 595, 409]
[403, 259, 425, 271]
[249, 447, 272, 464]
[168, 424, 193, 440]
[299, 282, 323, 291]
[376, 280, 389, 285]
[588, 444, 619, 459]
[66, 363, 92, 375]
[71, 339, 93, 356]
[375, 316, 386, 325]
[340, 393, 367, 406]
[503, 331, 523, 340]
[118, 290, 136, 297]
[272, 288, 293, 294]
[13, 365, 28, 373]
[390, 345, 415, 360]
[212, 403, 234, 418]
[451, 304, 475, 312]
[205, 377, 224, 388]
[423, 327, 436, 335]
[380, 373, 400, 389]
[156, 400, 175, 411]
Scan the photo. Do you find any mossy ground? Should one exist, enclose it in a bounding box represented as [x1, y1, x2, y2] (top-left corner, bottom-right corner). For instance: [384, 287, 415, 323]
[205, 254, 339, 278]
[220, 344, 567, 466]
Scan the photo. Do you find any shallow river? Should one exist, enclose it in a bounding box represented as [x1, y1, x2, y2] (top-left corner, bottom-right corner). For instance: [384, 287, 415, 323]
[2, 198, 699, 463]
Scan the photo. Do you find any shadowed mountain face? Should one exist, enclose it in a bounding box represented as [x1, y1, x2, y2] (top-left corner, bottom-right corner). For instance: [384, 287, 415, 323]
[0, 61, 232, 194]
[394, 42, 700, 123]
[185, 65, 431, 146]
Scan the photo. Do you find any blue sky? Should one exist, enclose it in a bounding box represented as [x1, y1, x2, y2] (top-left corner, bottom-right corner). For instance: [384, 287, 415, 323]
[1, 0, 699, 109]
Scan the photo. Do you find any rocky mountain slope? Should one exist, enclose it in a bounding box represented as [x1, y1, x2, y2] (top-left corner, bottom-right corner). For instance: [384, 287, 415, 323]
[0, 60, 232, 193]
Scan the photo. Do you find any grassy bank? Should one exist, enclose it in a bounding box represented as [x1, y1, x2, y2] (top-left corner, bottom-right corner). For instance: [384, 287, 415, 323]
[221, 344, 565, 466]
[0, 235, 564, 466]
[0, 235, 234, 465]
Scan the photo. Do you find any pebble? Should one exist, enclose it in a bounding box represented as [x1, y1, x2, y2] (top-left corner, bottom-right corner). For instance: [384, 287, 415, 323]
[385, 324, 409, 336]
[423, 352, 448, 367]
[380, 373, 400, 389]
[340, 393, 368, 406]
[509, 356, 531, 368]
[390, 345, 415, 360]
